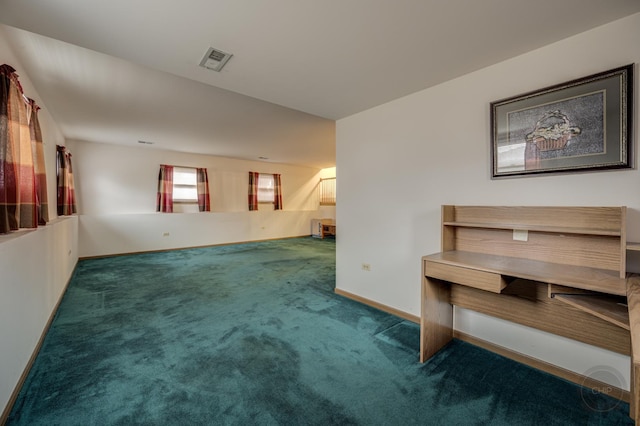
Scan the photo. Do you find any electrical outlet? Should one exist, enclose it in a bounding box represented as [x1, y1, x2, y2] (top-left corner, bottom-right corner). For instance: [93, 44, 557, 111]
[361, 263, 371, 271]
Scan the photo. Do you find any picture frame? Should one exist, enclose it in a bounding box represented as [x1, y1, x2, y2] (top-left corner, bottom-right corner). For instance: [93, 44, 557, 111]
[490, 64, 633, 178]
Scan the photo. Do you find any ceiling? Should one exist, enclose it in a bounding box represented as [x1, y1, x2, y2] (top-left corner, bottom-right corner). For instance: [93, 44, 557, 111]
[1, 1, 639, 169]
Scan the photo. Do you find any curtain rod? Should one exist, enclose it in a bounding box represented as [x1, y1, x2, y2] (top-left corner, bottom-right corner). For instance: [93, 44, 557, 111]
[162, 165, 282, 175]
[161, 164, 205, 169]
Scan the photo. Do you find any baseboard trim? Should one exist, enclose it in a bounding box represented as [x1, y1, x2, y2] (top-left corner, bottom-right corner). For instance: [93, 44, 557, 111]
[79, 234, 315, 260]
[1, 265, 77, 424]
[332, 289, 629, 404]
[453, 330, 630, 403]
[334, 288, 420, 324]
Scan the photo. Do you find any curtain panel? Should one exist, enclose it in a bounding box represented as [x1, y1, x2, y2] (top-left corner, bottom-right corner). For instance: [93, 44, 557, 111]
[29, 99, 49, 224]
[56, 145, 77, 216]
[273, 173, 282, 210]
[0, 64, 49, 233]
[196, 167, 211, 212]
[157, 164, 174, 213]
[0, 64, 19, 233]
[248, 171, 259, 211]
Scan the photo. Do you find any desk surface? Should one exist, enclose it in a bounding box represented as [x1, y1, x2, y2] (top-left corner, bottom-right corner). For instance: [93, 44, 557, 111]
[423, 250, 626, 296]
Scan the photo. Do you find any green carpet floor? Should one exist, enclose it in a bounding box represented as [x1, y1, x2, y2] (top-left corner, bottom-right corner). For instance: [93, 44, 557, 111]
[7, 237, 633, 425]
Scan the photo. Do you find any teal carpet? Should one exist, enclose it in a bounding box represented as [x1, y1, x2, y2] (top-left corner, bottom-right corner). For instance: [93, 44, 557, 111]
[7, 238, 633, 425]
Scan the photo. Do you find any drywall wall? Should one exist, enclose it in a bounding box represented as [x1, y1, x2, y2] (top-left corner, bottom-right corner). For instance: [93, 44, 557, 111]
[0, 29, 79, 417]
[0, 218, 79, 417]
[67, 140, 333, 257]
[336, 13, 640, 386]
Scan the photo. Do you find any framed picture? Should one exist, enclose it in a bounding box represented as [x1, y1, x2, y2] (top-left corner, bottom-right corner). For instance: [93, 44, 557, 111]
[491, 64, 633, 178]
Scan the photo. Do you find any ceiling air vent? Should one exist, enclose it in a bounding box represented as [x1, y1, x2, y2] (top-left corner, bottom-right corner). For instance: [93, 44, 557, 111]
[199, 47, 233, 72]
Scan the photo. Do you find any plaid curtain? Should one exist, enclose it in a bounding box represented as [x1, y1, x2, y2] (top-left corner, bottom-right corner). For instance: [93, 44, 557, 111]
[0, 65, 18, 233]
[157, 164, 173, 213]
[273, 173, 283, 210]
[29, 99, 49, 225]
[196, 167, 210, 212]
[56, 145, 77, 215]
[0, 64, 39, 233]
[248, 171, 259, 211]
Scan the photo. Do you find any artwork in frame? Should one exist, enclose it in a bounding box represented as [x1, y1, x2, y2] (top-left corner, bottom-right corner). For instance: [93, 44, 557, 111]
[491, 64, 633, 178]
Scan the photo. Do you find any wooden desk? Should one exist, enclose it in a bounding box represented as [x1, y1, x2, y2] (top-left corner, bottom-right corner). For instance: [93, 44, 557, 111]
[420, 205, 638, 423]
[311, 219, 336, 239]
[321, 223, 336, 239]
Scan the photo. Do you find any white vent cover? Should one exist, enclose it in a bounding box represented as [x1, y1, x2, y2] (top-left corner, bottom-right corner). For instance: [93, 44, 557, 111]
[199, 47, 233, 72]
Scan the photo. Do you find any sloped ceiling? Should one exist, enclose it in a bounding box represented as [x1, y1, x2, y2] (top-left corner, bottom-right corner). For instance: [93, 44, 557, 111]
[1, 0, 639, 168]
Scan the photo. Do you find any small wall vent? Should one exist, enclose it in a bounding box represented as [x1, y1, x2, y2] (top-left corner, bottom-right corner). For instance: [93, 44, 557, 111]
[199, 47, 233, 72]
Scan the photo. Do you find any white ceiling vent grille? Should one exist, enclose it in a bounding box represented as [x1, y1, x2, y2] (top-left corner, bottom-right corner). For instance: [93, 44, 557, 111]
[199, 47, 233, 72]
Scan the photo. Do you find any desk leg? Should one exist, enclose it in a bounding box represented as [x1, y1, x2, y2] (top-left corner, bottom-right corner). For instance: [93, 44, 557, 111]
[420, 275, 453, 362]
[627, 276, 640, 423]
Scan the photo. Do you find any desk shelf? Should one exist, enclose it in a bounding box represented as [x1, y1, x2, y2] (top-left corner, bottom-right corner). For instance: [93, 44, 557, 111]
[443, 221, 622, 236]
[441, 206, 626, 279]
[551, 293, 629, 330]
[425, 251, 627, 296]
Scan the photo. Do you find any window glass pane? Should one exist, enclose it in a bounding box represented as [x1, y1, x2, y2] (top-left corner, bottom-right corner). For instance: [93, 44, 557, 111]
[173, 167, 198, 201]
[174, 167, 197, 185]
[257, 174, 274, 202]
[174, 186, 198, 201]
[319, 177, 336, 205]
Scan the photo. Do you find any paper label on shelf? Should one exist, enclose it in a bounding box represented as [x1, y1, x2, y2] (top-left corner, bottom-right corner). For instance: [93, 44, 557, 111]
[513, 229, 528, 242]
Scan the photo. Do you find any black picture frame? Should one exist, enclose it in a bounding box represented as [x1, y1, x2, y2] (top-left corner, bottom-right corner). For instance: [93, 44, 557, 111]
[490, 64, 633, 178]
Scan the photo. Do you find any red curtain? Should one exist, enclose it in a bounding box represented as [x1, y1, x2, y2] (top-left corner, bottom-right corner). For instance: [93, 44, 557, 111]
[0, 64, 45, 233]
[56, 145, 77, 216]
[273, 173, 282, 210]
[196, 167, 210, 212]
[248, 171, 259, 211]
[157, 164, 174, 213]
[29, 98, 49, 225]
[0, 64, 19, 233]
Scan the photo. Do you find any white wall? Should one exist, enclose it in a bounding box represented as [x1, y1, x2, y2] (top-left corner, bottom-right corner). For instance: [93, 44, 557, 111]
[0, 217, 79, 416]
[67, 140, 333, 257]
[336, 13, 640, 387]
[1, 28, 78, 416]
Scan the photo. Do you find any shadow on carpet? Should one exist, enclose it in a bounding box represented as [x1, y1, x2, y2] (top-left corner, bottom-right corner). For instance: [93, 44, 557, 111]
[7, 238, 632, 425]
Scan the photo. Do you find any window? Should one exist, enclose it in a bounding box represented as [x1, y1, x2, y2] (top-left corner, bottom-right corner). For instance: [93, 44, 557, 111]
[173, 167, 198, 203]
[157, 165, 210, 213]
[257, 173, 275, 203]
[248, 171, 282, 211]
[319, 177, 336, 206]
